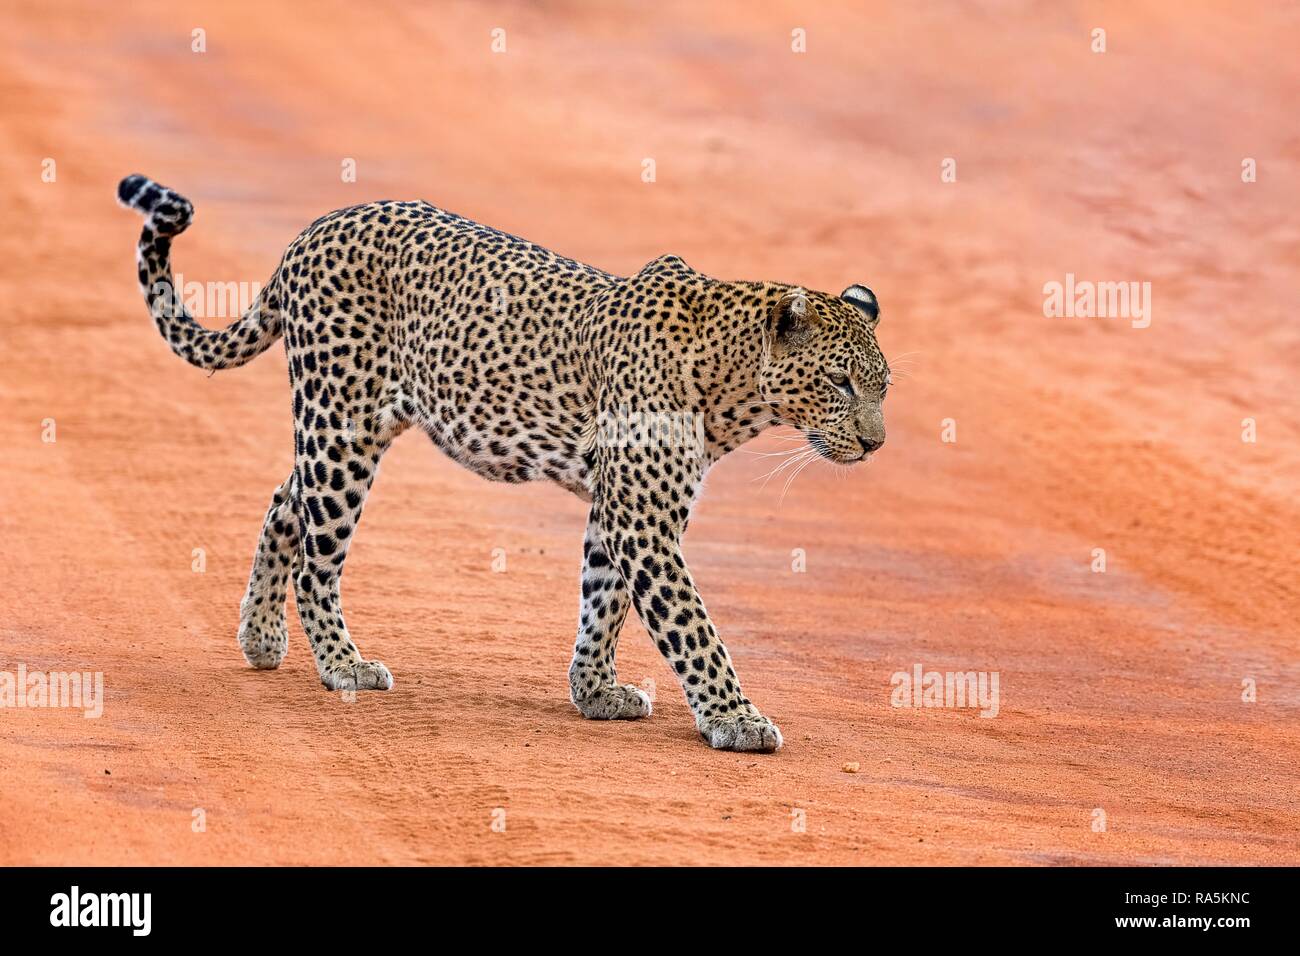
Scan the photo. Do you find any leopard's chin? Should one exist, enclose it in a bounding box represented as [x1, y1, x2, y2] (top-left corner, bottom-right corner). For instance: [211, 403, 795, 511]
[807, 437, 861, 464]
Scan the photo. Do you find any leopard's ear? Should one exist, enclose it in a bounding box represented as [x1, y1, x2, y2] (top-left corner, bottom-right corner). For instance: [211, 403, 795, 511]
[841, 285, 879, 329]
[768, 288, 821, 354]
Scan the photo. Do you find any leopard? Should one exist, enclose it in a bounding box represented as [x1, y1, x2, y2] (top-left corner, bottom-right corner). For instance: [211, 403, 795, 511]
[117, 173, 889, 752]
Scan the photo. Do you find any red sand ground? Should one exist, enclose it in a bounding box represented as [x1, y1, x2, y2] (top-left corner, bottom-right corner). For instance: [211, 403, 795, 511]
[1, 1, 1297, 865]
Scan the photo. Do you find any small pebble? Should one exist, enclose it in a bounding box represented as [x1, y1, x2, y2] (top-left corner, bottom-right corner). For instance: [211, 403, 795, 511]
[842, 761, 860, 773]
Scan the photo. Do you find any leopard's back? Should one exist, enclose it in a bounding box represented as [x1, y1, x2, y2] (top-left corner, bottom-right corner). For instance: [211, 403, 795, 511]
[278, 199, 615, 491]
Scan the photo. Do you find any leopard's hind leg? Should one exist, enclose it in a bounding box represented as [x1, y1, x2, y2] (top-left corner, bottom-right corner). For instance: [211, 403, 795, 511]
[292, 412, 402, 692]
[238, 474, 301, 669]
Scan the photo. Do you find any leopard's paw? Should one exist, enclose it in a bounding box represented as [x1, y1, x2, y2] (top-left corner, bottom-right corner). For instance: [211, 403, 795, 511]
[698, 712, 783, 752]
[238, 614, 288, 670]
[573, 683, 652, 720]
[321, 659, 393, 692]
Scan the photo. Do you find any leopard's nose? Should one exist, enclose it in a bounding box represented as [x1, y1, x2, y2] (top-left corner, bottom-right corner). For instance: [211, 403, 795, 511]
[859, 436, 883, 455]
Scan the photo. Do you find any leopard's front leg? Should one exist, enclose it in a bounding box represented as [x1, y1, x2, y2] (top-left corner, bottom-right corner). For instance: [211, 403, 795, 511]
[592, 448, 783, 752]
[568, 513, 652, 720]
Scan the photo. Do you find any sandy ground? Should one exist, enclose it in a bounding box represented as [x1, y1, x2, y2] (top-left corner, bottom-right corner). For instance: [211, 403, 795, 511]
[1, 1, 1297, 865]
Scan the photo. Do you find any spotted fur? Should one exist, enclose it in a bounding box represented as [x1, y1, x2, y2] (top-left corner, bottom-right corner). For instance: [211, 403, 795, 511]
[118, 174, 889, 752]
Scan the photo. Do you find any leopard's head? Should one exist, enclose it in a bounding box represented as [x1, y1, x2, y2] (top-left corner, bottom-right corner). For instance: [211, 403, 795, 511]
[758, 284, 889, 464]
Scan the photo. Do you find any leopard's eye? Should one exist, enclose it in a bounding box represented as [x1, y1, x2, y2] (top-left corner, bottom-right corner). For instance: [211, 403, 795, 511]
[829, 372, 854, 397]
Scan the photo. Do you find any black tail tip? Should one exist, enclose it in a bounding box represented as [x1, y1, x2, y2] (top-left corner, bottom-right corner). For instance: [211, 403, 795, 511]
[117, 174, 158, 211]
[118, 174, 194, 235]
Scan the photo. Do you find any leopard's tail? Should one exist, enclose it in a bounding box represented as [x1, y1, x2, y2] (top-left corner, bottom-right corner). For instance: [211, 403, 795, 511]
[117, 174, 283, 371]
